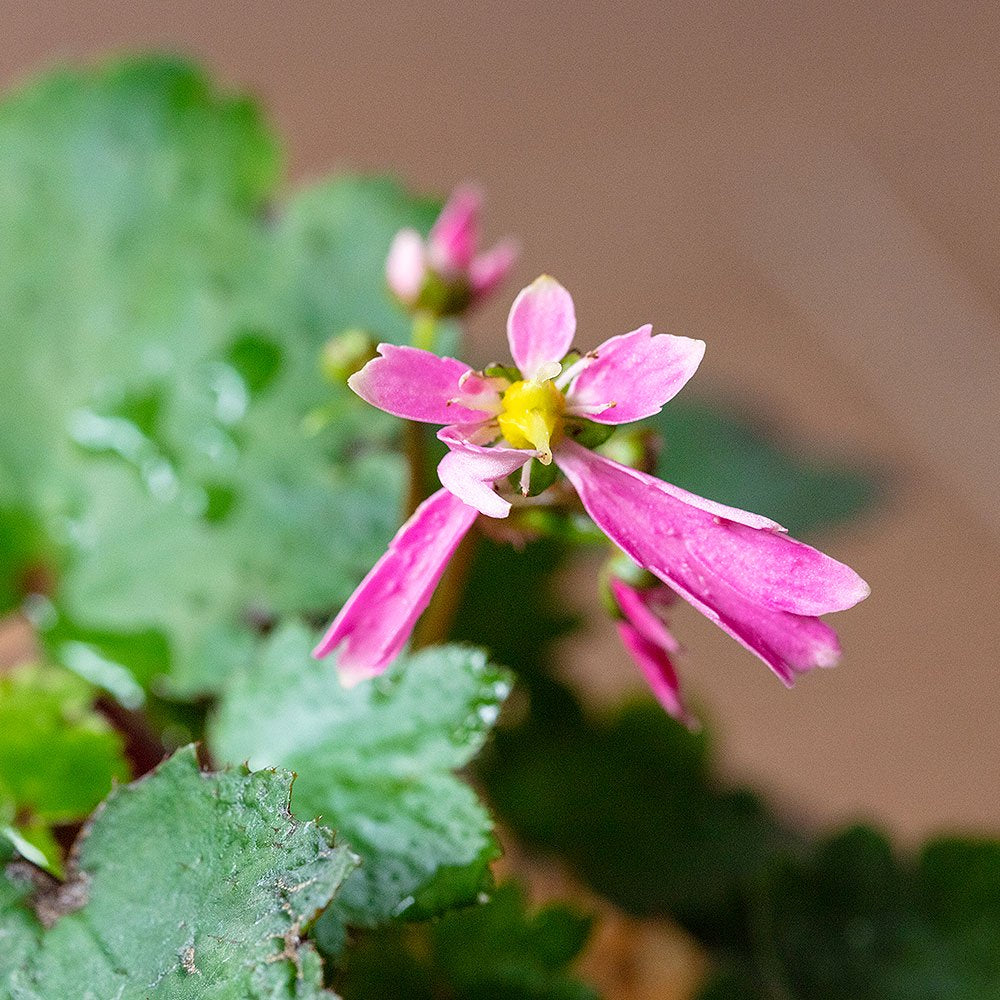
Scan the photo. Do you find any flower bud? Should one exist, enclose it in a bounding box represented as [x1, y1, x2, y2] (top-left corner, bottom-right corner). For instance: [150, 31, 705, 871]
[320, 329, 379, 385]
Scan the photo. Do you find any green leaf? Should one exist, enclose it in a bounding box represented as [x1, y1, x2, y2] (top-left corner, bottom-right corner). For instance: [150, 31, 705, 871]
[0, 56, 453, 696]
[650, 399, 879, 535]
[210, 623, 512, 928]
[0, 859, 41, 992]
[695, 828, 1000, 1000]
[480, 689, 789, 948]
[0, 662, 129, 873]
[336, 883, 598, 1000]
[1, 746, 354, 998]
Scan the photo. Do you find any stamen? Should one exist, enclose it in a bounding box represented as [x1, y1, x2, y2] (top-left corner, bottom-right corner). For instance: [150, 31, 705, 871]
[565, 401, 617, 417]
[448, 394, 503, 415]
[459, 420, 501, 445]
[452, 369, 508, 415]
[532, 360, 563, 383]
[554, 350, 599, 391]
[519, 459, 533, 496]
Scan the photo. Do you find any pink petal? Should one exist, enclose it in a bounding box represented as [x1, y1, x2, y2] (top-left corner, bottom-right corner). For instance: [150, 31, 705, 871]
[312, 489, 479, 684]
[610, 577, 681, 655]
[348, 344, 490, 425]
[652, 480, 785, 532]
[470, 240, 519, 301]
[506, 276, 577, 378]
[684, 517, 871, 616]
[556, 441, 868, 683]
[566, 326, 706, 424]
[386, 228, 427, 303]
[428, 183, 481, 273]
[437, 428, 532, 518]
[617, 621, 691, 725]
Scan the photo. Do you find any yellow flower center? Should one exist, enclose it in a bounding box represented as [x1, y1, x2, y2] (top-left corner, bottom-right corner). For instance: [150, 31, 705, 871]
[497, 378, 565, 464]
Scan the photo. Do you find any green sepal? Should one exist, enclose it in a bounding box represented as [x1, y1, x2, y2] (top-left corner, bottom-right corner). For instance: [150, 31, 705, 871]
[410, 269, 473, 318]
[484, 364, 521, 382]
[509, 458, 559, 497]
[564, 417, 615, 449]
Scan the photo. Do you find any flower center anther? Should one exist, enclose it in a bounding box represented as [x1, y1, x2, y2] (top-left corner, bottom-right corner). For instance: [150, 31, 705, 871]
[497, 378, 566, 463]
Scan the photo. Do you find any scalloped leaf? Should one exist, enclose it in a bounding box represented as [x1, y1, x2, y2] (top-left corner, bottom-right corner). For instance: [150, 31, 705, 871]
[210, 623, 511, 928]
[1, 746, 355, 998]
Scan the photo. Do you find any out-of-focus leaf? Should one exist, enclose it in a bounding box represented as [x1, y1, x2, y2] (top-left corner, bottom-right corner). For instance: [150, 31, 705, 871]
[0, 851, 41, 992]
[0, 662, 129, 873]
[480, 689, 789, 948]
[650, 399, 878, 535]
[336, 883, 598, 1000]
[0, 57, 453, 696]
[453, 536, 577, 677]
[722, 828, 1000, 1000]
[210, 622, 511, 928]
[0, 746, 354, 999]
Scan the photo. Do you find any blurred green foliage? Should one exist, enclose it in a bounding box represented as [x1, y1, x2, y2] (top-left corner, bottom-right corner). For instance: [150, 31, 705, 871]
[0, 663, 128, 874]
[0, 58, 447, 697]
[335, 883, 597, 1000]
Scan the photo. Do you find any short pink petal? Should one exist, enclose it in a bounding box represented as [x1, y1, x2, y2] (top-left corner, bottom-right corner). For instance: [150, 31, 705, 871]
[506, 276, 577, 378]
[428, 184, 481, 273]
[557, 441, 865, 683]
[567, 326, 706, 424]
[437, 429, 532, 518]
[610, 577, 681, 655]
[313, 489, 478, 684]
[348, 344, 487, 425]
[617, 621, 691, 725]
[386, 228, 427, 302]
[470, 240, 518, 301]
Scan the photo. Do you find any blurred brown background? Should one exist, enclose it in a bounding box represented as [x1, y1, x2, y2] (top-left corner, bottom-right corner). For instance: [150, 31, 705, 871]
[4, 0, 998, 843]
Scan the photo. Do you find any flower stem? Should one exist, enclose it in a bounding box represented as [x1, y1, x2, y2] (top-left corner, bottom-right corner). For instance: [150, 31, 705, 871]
[404, 420, 427, 518]
[411, 311, 437, 351]
[403, 312, 441, 517]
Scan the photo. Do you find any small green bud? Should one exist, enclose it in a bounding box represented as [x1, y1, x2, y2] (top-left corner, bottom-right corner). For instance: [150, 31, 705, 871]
[408, 270, 473, 318]
[509, 457, 558, 498]
[564, 417, 615, 449]
[484, 363, 521, 382]
[598, 427, 659, 473]
[320, 329, 378, 384]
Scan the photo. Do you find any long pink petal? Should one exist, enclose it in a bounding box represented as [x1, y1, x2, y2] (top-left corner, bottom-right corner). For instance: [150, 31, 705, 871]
[682, 517, 871, 616]
[312, 489, 479, 684]
[556, 442, 869, 683]
[470, 240, 519, 301]
[617, 621, 691, 725]
[428, 184, 481, 273]
[506, 276, 577, 378]
[566, 326, 706, 424]
[386, 228, 427, 302]
[437, 428, 531, 518]
[348, 344, 489, 425]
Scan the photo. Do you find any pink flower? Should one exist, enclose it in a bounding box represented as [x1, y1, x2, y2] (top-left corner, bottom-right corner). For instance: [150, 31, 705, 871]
[315, 276, 870, 696]
[386, 184, 517, 316]
[609, 575, 693, 726]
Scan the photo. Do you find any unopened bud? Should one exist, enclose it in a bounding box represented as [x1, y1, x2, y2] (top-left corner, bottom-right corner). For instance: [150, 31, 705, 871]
[321, 329, 378, 384]
[598, 427, 659, 473]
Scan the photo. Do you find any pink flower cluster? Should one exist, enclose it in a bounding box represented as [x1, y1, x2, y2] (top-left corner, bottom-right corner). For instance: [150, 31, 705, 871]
[316, 205, 869, 718]
[386, 185, 517, 316]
